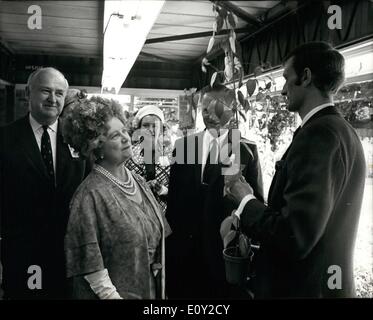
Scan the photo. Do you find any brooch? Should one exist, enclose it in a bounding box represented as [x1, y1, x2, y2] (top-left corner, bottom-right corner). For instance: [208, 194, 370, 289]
[68, 144, 80, 158]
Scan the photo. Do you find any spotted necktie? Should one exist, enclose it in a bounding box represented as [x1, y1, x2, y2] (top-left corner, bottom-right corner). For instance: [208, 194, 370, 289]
[41, 125, 55, 182]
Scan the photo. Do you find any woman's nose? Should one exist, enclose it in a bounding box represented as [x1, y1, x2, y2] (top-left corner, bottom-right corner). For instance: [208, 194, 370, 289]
[121, 132, 129, 141]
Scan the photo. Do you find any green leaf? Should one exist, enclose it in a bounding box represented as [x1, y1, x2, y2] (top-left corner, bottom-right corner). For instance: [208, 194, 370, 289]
[238, 233, 251, 258]
[243, 100, 251, 112]
[238, 69, 243, 88]
[254, 66, 263, 77]
[256, 92, 265, 101]
[217, 6, 227, 19]
[202, 57, 210, 66]
[224, 64, 233, 81]
[207, 36, 215, 54]
[229, 36, 236, 54]
[263, 61, 272, 69]
[224, 230, 238, 249]
[265, 81, 272, 90]
[238, 110, 247, 122]
[246, 79, 256, 97]
[212, 21, 217, 33]
[201, 64, 207, 73]
[227, 11, 236, 29]
[237, 90, 245, 106]
[210, 71, 218, 87]
[221, 40, 229, 53]
[192, 92, 200, 106]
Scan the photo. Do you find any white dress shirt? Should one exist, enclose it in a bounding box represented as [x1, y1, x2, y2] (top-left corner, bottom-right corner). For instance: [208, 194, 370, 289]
[301, 102, 334, 127]
[201, 129, 229, 182]
[29, 114, 58, 175]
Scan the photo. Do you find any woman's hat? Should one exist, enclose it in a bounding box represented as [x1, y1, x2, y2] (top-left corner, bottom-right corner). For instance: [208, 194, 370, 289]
[135, 105, 165, 124]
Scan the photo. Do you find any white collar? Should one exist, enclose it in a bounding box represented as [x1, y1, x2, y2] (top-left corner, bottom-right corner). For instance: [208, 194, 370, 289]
[301, 103, 334, 127]
[29, 113, 58, 133]
[204, 129, 229, 147]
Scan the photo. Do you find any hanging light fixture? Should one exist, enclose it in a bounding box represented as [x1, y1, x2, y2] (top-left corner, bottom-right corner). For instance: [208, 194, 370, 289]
[101, 0, 165, 94]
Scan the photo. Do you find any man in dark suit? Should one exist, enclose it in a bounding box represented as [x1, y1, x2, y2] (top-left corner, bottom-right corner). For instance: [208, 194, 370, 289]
[166, 85, 264, 299]
[0, 67, 87, 299]
[222, 42, 366, 298]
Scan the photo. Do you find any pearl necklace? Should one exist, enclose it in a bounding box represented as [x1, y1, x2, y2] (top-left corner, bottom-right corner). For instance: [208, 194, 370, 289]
[94, 164, 138, 196]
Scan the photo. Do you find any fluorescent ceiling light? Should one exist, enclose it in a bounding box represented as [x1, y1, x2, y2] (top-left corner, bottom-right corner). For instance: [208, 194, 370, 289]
[101, 0, 165, 94]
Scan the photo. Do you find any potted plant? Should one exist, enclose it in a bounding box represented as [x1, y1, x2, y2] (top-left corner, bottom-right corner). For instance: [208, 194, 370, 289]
[221, 210, 254, 287]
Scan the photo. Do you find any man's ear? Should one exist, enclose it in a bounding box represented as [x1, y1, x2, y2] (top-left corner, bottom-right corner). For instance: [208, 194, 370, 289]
[301, 68, 312, 87]
[25, 86, 30, 100]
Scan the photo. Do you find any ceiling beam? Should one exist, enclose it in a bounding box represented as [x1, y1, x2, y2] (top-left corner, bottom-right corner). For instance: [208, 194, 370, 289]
[193, 1, 312, 65]
[102, 0, 165, 94]
[239, 1, 311, 43]
[0, 38, 15, 55]
[139, 52, 190, 65]
[211, 1, 263, 27]
[145, 27, 252, 44]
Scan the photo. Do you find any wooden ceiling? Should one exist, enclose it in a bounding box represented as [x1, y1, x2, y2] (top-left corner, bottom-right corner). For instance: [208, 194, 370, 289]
[0, 1, 281, 63]
[0, 1, 103, 58]
[142, 0, 279, 63]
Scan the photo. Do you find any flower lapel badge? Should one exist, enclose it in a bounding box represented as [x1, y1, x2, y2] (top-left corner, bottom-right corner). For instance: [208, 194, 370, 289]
[68, 144, 80, 159]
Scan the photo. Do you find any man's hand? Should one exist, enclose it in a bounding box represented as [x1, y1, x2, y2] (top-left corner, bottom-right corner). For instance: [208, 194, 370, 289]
[224, 176, 254, 206]
[148, 179, 163, 194]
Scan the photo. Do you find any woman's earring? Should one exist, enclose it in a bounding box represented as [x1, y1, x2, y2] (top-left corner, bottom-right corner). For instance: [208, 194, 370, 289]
[100, 154, 104, 160]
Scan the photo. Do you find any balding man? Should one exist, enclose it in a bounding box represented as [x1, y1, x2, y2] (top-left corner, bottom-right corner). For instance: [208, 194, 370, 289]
[0, 68, 87, 299]
[166, 84, 264, 299]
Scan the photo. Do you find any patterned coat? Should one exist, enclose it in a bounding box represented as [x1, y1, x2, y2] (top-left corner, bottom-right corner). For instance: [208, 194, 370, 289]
[126, 141, 171, 214]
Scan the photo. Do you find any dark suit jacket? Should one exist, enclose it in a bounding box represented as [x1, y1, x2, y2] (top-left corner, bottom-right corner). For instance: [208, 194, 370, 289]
[240, 106, 366, 298]
[166, 130, 264, 299]
[0, 115, 87, 299]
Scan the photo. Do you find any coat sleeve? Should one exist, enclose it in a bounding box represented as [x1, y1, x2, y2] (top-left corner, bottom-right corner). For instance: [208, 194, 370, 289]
[240, 126, 345, 261]
[65, 190, 105, 278]
[0, 126, 4, 234]
[241, 142, 264, 203]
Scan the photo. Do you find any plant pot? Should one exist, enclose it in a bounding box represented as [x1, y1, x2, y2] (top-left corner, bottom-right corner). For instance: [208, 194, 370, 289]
[223, 247, 253, 286]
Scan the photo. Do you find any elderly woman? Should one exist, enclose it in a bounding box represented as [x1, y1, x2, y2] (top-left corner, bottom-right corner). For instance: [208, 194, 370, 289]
[61, 96, 171, 299]
[63, 88, 87, 113]
[126, 105, 172, 214]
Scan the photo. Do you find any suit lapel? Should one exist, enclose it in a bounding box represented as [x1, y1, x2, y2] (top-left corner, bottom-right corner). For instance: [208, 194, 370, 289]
[17, 115, 51, 182]
[200, 130, 233, 187]
[56, 121, 70, 187]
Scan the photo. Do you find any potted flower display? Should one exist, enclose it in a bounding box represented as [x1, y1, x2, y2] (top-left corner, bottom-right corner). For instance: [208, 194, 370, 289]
[221, 208, 254, 287]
